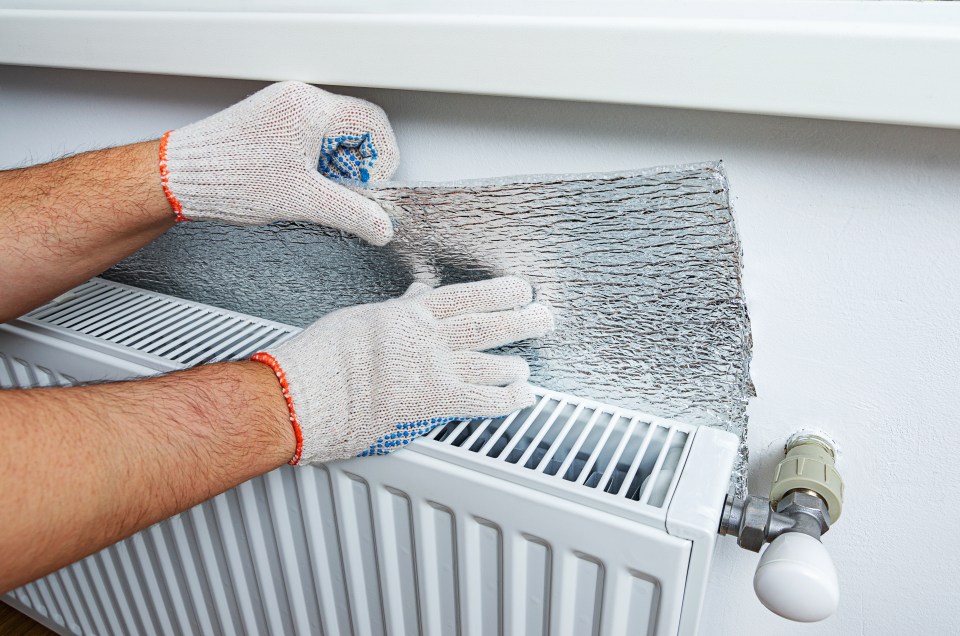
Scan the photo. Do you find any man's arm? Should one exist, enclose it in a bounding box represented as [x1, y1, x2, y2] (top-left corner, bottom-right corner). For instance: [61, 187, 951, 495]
[0, 81, 399, 323]
[0, 141, 175, 323]
[0, 361, 293, 593]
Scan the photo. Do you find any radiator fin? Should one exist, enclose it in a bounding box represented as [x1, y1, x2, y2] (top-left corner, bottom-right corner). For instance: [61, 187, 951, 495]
[0, 352, 78, 389]
[7, 469, 681, 635]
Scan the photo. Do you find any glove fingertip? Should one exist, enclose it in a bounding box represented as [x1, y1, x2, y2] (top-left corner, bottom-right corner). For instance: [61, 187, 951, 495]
[519, 302, 556, 339]
[348, 192, 395, 245]
[506, 381, 536, 412]
[314, 175, 396, 245]
[362, 211, 395, 246]
[514, 358, 532, 383]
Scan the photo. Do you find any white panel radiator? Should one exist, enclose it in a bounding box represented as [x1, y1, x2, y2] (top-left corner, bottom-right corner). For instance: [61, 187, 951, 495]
[0, 279, 738, 636]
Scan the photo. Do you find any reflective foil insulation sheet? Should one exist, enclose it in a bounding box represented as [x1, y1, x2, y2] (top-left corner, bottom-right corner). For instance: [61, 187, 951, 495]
[105, 162, 753, 492]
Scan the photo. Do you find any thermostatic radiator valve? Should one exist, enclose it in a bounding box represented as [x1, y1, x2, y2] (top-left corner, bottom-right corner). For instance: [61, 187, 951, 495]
[718, 431, 844, 623]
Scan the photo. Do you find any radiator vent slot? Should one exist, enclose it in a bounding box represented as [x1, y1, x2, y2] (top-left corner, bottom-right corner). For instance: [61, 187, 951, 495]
[432, 393, 691, 508]
[25, 280, 297, 366]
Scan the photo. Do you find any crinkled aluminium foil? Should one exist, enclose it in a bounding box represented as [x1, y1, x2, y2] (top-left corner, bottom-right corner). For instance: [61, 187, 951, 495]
[105, 162, 752, 493]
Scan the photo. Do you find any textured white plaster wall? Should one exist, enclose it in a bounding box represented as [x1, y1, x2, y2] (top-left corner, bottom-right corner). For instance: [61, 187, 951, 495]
[2, 65, 959, 634]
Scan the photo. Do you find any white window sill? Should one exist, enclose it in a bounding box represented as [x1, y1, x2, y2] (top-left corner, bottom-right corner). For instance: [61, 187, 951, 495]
[1, 1, 958, 129]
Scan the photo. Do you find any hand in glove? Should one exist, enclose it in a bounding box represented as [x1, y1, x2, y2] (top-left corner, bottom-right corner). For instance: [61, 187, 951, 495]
[251, 277, 554, 465]
[159, 81, 399, 245]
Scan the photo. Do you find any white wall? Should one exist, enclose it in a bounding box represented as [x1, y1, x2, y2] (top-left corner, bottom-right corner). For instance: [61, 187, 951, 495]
[2, 65, 959, 634]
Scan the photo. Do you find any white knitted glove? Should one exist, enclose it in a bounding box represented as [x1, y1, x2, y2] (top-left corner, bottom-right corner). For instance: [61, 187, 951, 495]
[159, 81, 399, 245]
[251, 277, 554, 465]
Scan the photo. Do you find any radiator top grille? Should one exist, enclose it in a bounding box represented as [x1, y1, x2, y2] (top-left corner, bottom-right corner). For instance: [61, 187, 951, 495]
[11, 278, 696, 521]
[432, 393, 690, 508]
[25, 279, 296, 366]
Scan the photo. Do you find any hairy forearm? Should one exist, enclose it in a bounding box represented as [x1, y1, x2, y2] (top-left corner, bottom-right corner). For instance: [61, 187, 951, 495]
[0, 361, 293, 593]
[0, 141, 174, 322]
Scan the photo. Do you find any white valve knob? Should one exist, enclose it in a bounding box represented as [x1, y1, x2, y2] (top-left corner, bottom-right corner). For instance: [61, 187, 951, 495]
[753, 532, 839, 622]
